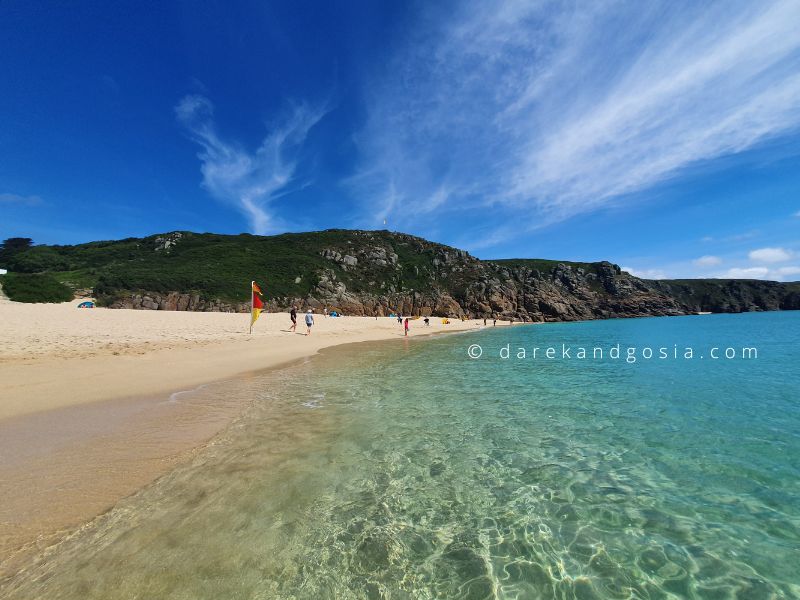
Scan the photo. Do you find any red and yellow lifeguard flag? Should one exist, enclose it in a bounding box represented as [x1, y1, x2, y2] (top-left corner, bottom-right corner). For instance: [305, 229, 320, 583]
[250, 280, 264, 332]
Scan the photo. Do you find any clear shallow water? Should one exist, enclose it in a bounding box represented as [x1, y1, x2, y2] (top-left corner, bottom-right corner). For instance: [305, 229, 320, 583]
[4, 312, 799, 599]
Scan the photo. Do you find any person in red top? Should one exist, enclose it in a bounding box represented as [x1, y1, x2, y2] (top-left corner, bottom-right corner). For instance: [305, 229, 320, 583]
[404, 317, 410, 336]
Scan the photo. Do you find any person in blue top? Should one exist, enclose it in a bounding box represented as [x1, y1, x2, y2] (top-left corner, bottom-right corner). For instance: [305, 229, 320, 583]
[305, 309, 314, 336]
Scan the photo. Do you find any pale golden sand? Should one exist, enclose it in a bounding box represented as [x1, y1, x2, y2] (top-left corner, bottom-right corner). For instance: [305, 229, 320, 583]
[0, 298, 495, 577]
[0, 299, 486, 420]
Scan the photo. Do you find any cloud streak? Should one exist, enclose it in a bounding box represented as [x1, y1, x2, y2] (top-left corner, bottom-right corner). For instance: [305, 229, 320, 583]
[719, 265, 800, 281]
[0, 193, 43, 206]
[748, 247, 792, 263]
[353, 0, 800, 240]
[176, 95, 325, 234]
[621, 266, 667, 280]
[693, 255, 722, 267]
[624, 244, 800, 282]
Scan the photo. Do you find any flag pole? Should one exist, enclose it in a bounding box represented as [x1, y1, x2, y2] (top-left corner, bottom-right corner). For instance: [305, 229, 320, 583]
[249, 280, 254, 334]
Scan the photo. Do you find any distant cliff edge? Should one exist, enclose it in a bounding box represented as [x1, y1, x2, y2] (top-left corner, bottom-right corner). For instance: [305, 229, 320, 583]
[1, 231, 798, 321]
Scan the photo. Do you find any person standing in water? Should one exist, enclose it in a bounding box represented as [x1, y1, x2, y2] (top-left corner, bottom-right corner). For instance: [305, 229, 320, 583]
[404, 317, 410, 336]
[290, 306, 298, 333]
[305, 309, 314, 336]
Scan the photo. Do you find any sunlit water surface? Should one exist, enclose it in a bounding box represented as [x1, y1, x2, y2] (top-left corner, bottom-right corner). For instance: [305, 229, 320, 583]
[4, 312, 799, 599]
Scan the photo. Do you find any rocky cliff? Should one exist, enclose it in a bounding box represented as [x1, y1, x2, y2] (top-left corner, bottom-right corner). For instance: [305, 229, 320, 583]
[4, 230, 798, 320]
[100, 231, 800, 321]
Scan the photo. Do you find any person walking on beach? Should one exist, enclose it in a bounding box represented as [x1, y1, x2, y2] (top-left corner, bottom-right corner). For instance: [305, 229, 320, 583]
[493, 317, 497, 326]
[290, 306, 298, 333]
[324, 307, 328, 318]
[397, 314, 402, 324]
[404, 317, 410, 336]
[305, 309, 314, 336]
[483, 317, 487, 326]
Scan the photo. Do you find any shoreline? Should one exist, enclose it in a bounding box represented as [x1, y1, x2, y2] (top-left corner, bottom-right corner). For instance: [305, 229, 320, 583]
[0, 302, 490, 421]
[2, 304, 794, 591]
[0, 301, 492, 578]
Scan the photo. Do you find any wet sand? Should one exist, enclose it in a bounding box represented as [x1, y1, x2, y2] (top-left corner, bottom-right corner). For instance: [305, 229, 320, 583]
[0, 386, 247, 577]
[0, 299, 492, 578]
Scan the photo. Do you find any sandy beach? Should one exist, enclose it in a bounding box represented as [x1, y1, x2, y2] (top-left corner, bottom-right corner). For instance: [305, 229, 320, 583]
[0, 299, 486, 420]
[0, 298, 490, 578]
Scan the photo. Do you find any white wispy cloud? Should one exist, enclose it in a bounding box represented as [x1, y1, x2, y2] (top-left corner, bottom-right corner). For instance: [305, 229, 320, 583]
[352, 0, 800, 240]
[722, 266, 770, 279]
[621, 266, 668, 279]
[693, 255, 722, 267]
[776, 266, 800, 277]
[626, 251, 800, 281]
[700, 231, 761, 245]
[748, 247, 792, 263]
[0, 193, 42, 206]
[176, 95, 325, 234]
[718, 264, 800, 280]
[622, 261, 800, 281]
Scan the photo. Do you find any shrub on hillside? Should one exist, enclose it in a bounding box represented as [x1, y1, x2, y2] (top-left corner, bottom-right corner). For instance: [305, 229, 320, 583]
[0, 272, 74, 303]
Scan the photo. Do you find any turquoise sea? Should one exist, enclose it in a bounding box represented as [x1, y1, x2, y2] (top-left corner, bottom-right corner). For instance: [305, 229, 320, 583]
[4, 312, 799, 599]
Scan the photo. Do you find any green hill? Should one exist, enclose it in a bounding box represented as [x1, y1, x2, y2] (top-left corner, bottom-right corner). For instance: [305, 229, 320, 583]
[1, 231, 797, 320]
[0, 230, 474, 302]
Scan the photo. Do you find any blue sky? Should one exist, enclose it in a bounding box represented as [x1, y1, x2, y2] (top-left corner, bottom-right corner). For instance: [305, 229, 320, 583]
[1, 1, 799, 280]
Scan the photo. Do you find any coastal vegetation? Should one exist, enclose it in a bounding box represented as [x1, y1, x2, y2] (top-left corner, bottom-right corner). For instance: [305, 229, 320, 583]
[1, 232, 798, 319]
[0, 272, 74, 303]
